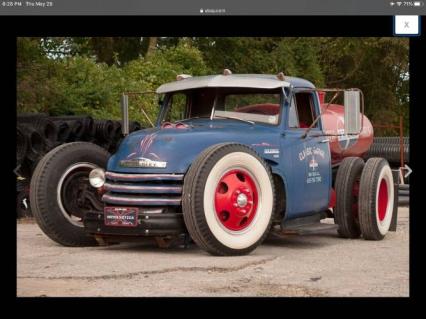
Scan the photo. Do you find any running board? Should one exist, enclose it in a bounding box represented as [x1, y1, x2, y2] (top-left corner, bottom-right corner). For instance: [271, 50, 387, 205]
[279, 212, 338, 235]
[280, 223, 339, 235]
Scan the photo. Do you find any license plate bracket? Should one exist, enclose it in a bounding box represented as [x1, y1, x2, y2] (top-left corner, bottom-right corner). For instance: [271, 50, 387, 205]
[104, 207, 138, 227]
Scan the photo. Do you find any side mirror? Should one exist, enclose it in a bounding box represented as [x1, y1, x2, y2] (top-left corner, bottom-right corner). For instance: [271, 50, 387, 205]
[121, 93, 129, 135]
[344, 90, 361, 134]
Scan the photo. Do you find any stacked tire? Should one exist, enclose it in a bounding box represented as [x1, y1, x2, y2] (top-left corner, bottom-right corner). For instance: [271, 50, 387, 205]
[16, 113, 142, 218]
[365, 136, 409, 165]
[398, 184, 409, 206]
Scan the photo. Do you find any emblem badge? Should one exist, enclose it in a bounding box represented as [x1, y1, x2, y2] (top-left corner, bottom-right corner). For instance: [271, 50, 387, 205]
[120, 157, 167, 168]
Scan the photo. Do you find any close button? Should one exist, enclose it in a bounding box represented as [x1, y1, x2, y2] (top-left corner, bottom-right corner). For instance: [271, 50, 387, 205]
[394, 15, 420, 36]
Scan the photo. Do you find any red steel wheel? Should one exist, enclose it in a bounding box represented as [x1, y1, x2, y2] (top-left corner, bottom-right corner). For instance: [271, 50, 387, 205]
[182, 143, 275, 256]
[358, 158, 394, 240]
[214, 169, 258, 232]
[377, 179, 389, 222]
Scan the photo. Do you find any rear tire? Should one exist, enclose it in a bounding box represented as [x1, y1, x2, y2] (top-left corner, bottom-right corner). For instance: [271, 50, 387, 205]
[358, 158, 394, 240]
[30, 142, 110, 246]
[182, 143, 275, 256]
[334, 157, 364, 238]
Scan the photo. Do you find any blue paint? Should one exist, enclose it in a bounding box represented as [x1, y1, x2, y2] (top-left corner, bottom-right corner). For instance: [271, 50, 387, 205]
[107, 76, 331, 221]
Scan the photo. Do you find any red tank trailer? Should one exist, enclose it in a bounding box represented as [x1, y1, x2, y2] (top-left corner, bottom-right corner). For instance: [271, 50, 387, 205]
[318, 91, 374, 165]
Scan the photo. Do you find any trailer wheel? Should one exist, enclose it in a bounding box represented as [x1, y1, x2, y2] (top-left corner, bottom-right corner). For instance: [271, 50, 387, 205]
[358, 158, 394, 240]
[182, 143, 275, 256]
[30, 142, 109, 246]
[334, 157, 364, 238]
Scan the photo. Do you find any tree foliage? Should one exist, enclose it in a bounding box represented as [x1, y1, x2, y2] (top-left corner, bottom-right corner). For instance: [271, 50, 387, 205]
[17, 38, 208, 127]
[17, 37, 409, 134]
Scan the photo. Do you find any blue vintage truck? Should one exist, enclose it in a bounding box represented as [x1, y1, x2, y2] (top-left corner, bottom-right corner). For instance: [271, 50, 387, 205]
[30, 71, 397, 256]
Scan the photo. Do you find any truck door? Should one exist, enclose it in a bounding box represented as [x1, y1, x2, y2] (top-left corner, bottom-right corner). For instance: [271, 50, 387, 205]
[280, 90, 331, 219]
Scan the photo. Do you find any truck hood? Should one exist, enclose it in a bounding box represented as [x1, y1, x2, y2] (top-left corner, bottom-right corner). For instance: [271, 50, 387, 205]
[107, 118, 280, 174]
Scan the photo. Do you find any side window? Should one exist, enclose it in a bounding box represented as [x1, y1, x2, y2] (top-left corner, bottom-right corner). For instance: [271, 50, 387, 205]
[165, 93, 188, 122]
[291, 92, 317, 129]
[288, 96, 299, 128]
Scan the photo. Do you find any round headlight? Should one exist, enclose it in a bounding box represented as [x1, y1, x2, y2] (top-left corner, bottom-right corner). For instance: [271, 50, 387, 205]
[89, 168, 105, 188]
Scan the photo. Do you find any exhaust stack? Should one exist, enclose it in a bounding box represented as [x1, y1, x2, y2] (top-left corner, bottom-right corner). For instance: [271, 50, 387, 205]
[121, 93, 129, 136]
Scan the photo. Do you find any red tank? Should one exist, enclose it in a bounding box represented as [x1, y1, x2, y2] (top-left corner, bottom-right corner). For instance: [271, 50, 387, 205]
[318, 91, 374, 165]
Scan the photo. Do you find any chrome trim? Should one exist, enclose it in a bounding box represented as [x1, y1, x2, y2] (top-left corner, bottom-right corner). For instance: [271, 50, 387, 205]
[105, 171, 184, 181]
[104, 182, 182, 194]
[119, 157, 167, 168]
[102, 194, 181, 206]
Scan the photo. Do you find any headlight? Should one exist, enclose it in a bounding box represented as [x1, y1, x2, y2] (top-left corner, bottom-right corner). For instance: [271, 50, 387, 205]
[89, 168, 105, 188]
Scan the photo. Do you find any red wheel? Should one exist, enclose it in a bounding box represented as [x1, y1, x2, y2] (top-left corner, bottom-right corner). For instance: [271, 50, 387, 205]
[377, 179, 389, 222]
[214, 169, 258, 232]
[358, 158, 394, 240]
[182, 143, 275, 256]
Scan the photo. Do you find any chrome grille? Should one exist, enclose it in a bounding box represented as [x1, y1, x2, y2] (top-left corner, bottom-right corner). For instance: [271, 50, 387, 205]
[102, 172, 184, 206]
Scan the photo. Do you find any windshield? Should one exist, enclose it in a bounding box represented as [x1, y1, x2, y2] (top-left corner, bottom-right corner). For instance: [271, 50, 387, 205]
[161, 87, 282, 125]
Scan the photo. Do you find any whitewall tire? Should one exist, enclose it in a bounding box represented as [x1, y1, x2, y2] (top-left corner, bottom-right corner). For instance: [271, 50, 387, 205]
[182, 143, 275, 256]
[358, 158, 394, 240]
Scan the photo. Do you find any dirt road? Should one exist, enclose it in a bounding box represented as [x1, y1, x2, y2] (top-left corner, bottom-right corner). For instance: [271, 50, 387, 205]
[17, 207, 409, 297]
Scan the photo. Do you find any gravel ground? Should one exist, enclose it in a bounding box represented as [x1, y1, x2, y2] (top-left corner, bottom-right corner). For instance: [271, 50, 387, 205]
[17, 207, 409, 297]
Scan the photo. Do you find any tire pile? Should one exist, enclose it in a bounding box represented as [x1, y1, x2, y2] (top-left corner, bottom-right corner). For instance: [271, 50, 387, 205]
[365, 136, 410, 165]
[16, 113, 142, 218]
[364, 136, 410, 207]
[398, 184, 409, 207]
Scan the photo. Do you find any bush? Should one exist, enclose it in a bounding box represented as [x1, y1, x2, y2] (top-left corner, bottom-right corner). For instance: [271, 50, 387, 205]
[17, 41, 210, 127]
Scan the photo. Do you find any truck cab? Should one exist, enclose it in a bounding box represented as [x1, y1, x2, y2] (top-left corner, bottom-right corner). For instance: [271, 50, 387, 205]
[103, 73, 331, 224]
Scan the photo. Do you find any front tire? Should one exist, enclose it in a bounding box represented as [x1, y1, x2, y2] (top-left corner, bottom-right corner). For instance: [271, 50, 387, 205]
[182, 143, 275, 256]
[30, 142, 110, 246]
[358, 158, 394, 240]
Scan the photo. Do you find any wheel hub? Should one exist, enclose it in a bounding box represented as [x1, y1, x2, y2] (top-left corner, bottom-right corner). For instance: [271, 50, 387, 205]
[214, 169, 259, 231]
[57, 163, 103, 227]
[236, 193, 248, 207]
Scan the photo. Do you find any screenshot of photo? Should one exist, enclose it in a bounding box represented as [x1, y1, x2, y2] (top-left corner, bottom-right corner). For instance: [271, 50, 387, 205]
[4, 0, 422, 301]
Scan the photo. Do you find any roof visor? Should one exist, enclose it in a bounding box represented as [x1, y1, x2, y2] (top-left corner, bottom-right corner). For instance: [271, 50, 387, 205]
[156, 74, 291, 94]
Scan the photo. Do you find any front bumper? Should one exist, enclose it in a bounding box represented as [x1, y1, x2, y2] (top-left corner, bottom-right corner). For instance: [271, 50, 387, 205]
[84, 209, 186, 237]
[84, 171, 187, 239]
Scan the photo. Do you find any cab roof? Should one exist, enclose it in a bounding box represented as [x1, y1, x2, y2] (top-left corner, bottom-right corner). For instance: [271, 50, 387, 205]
[156, 74, 315, 94]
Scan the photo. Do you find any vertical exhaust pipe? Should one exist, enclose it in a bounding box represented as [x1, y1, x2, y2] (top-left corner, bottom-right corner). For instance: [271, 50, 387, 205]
[121, 93, 129, 136]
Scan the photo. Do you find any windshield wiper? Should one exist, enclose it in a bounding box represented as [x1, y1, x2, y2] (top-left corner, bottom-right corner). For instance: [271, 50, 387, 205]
[213, 115, 255, 125]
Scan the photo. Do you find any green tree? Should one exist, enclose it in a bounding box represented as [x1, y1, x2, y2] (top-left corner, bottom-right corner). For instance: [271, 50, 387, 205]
[314, 37, 409, 134]
[17, 37, 409, 135]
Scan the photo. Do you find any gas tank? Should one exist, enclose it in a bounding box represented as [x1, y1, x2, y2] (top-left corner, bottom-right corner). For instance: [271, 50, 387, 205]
[318, 93, 373, 165]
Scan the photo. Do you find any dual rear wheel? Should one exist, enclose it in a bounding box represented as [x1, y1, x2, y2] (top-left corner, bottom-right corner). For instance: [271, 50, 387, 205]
[334, 157, 395, 240]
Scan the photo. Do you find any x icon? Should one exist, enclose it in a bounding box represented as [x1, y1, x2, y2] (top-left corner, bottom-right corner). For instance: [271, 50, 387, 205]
[395, 15, 420, 36]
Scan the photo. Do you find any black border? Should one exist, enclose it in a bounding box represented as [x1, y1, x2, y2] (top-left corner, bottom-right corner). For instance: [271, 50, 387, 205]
[3, 15, 423, 307]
